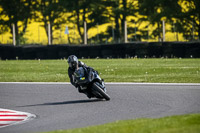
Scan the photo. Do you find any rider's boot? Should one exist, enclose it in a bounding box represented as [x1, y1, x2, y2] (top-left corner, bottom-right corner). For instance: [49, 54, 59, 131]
[85, 92, 92, 99]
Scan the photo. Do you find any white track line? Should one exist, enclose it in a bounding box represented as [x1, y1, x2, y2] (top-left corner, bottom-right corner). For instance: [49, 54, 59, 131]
[0, 82, 199, 86]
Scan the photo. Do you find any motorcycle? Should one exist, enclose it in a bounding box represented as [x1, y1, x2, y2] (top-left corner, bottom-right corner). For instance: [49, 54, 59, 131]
[74, 66, 110, 101]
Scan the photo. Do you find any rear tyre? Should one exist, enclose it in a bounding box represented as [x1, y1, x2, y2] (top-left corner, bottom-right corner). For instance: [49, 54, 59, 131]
[93, 82, 110, 101]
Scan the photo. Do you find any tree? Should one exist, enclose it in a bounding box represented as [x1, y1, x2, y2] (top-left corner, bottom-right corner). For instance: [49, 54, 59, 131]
[104, 0, 138, 43]
[35, 0, 66, 44]
[138, 0, 182, 41]
[175, 0, 200, 40]
[61, 0, 109, 44]
[0, 0, 37, 45]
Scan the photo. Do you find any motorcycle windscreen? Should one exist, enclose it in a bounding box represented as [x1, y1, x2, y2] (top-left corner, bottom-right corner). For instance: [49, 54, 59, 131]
[74, 67, 86, 81]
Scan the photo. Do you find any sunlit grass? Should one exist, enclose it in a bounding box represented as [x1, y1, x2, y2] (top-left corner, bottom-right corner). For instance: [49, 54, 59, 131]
[0, 58, 200, 83]
[43, 114, 200, 133]
[82, 58, 200, 83]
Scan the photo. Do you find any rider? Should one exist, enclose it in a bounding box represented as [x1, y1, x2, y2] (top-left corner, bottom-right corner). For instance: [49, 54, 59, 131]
[67, 55, 94, 98]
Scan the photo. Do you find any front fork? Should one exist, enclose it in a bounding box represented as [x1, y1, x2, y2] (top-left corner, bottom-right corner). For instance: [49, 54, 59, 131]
[95, 81, 107, 93]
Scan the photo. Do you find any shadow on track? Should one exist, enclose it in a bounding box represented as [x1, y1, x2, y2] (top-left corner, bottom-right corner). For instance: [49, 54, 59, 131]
[18, 99, 103, 107]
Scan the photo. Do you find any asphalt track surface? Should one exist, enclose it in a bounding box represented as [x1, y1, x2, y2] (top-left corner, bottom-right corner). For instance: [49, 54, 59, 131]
[0, 82, 200, 133]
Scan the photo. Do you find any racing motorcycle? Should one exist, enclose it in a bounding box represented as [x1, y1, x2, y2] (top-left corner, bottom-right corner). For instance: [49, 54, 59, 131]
[74, 66, 110, 101]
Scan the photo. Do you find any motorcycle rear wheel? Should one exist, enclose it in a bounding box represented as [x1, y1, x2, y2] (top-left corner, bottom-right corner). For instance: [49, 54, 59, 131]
[92, 82, 110, 101]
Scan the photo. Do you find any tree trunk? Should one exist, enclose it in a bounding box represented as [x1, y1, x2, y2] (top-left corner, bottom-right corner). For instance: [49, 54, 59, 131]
[75, 0, 83, 43]
[198, 15, 200, 40]
[121, 0, 127, 41]
[76, 8, 83, 43]
[198, 24, 200, 40]
[50, 22, 53, 44]
[44, 18, 48, 44]
[158, 22, 162, 41]
[115, 14, 120, 43]
[14, 22, 19, 45]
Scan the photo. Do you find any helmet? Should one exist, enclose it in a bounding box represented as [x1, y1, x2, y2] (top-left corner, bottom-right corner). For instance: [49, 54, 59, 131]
[67, 55, 78, 69]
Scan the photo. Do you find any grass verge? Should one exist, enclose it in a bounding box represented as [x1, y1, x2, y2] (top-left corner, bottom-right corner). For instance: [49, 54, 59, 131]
[0, 58, 200, 82]
[43, 114, 200, 133]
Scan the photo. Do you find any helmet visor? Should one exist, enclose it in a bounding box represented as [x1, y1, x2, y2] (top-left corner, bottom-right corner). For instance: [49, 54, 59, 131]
[68, 62, 72, 68]
[69, 61, 77, 68]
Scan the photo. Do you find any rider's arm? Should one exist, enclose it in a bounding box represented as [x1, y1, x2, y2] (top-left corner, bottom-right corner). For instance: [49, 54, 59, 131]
[79, 61, 99, 74]
[68, 68, 78, 87]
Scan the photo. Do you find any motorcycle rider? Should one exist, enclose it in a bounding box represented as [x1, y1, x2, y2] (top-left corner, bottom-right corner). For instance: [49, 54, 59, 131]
[67, 55, 94, 98]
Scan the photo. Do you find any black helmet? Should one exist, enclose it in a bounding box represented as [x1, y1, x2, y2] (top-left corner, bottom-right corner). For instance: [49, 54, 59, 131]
[67, 55, 78, 69]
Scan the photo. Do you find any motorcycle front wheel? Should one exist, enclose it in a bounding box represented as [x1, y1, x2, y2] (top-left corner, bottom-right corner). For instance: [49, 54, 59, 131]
[92, 82, 110, 101]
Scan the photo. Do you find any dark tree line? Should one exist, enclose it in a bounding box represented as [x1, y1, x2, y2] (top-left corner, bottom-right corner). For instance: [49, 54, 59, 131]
[0, 0, 199, 45]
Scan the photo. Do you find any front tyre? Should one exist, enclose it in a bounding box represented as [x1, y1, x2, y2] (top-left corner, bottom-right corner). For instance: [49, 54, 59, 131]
[92, 82, 110, 101]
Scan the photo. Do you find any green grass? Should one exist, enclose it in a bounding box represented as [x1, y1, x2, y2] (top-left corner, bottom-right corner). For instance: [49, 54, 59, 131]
[0, 58, 200, 83]
[1, 59, 199, 132]
[43, 114, 200, 133]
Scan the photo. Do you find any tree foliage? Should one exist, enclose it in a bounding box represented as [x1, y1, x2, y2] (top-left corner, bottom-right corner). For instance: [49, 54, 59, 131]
[176, 0, 200, 40]
[0, 0, 37, 45]
[0, 0, 199, 45]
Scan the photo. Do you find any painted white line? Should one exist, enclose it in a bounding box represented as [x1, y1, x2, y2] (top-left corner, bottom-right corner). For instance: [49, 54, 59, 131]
[106, 82, 200, 86]
[0, 82, 200, 86]
[0, 82, 70, 85]
[0, 108, 36, 128]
